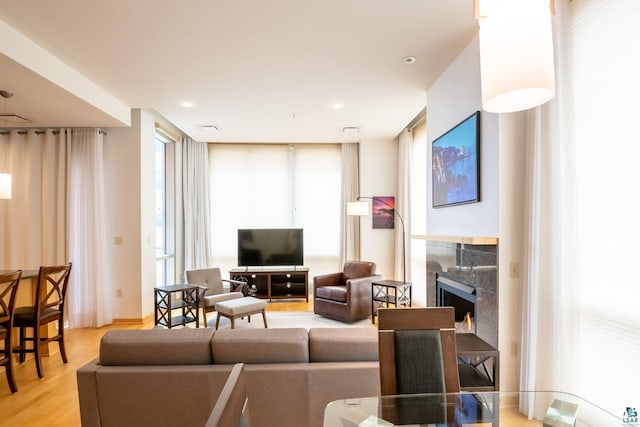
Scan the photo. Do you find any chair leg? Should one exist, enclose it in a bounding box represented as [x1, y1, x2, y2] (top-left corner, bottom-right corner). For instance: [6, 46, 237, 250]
[18, 327, 25, 363]
[58, 318, 68, 363]
[34, 325, 44, 379]
[3, 341, 17, 393]
[202, 309, 208, 328]
[5, 357, 17, 393]
[215, 313, 221, 330]
[261, 310, 268, 328]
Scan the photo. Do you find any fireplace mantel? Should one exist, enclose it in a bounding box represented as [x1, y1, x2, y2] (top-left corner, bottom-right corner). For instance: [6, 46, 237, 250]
[416, 235, 498, 245]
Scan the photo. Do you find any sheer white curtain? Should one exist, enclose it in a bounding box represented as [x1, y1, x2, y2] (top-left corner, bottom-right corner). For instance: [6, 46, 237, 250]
[67, 128, 112, 328]
[0, 130, 68, 268]
[182, 138, 211, 270]
[520, 0, 640, 418]
[396, 130, 412, 284]
[340, 143, 360, 265]
[409, 120, 427, 306]
[520, 0, 579, 416]
[0, 128, 111, 327]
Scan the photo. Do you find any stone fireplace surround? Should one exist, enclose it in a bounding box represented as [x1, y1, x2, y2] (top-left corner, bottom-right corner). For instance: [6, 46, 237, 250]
[426, 236, 498, 348]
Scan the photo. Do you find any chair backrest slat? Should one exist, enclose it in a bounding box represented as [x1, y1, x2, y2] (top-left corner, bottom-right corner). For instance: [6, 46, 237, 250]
[35, 264, 72, 317]
[0, 270, 22, 325]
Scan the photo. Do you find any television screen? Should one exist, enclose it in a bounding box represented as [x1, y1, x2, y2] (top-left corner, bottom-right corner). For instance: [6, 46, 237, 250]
[237, 228, 304, 267]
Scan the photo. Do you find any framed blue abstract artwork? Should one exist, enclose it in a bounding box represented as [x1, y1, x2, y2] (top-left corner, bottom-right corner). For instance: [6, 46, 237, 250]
[432, 111, 481, 208]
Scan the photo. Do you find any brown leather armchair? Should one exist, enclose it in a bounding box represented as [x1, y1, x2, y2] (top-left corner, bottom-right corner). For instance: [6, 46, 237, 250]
[313, 261, 382, 322]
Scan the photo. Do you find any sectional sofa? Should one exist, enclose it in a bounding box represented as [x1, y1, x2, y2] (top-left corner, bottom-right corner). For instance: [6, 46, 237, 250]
[77, 327, 380, 427]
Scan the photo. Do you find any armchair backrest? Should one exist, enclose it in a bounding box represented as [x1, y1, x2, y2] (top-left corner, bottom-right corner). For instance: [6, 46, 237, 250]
[343, 261, 377, 281]
[185, 268, 224, 295]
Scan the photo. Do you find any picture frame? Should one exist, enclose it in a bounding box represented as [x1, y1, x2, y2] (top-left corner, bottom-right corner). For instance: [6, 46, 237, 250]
[432, 111, 481, 208]
[372, 196, 395, 229]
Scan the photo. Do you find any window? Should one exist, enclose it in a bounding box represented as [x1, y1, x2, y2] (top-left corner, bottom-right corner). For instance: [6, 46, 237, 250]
[155, 132, 175, 286]
[208, 143, 341, 277]
[571, 0, 640, 411]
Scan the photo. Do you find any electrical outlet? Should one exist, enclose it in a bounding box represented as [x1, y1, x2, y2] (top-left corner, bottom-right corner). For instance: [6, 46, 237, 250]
[114, 236, 124, 245]
[509, 262, 520, 278]
[116, 289, 122, 298]
[511, 342, 518, 357]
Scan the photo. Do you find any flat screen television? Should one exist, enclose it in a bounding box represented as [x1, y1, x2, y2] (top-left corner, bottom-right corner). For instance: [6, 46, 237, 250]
[237, 228, 304, 267]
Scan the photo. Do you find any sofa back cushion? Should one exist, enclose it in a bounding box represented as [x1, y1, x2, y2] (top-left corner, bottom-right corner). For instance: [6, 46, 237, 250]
[309, 328, 378, 362]
[212, 328, 309, 363]
[99, 328, 215, 365]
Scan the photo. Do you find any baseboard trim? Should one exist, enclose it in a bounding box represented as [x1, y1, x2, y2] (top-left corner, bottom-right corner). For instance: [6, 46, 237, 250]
[112, 313, 153, 325]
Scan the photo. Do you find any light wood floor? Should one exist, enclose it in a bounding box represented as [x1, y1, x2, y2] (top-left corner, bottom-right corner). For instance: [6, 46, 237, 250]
[0, 300, 540, 426]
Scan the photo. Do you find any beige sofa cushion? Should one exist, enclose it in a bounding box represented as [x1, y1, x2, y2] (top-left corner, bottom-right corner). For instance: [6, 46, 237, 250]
[99, 328, 215, 365]
[309, 327, 378, 362]
[212, 328, 309, 363]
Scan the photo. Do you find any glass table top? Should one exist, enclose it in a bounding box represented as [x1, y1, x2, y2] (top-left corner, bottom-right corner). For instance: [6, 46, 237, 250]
[323, 391, 624, 427]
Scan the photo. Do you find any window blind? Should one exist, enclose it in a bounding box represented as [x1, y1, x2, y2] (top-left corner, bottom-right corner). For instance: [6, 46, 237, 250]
[571, 0, 640, 411]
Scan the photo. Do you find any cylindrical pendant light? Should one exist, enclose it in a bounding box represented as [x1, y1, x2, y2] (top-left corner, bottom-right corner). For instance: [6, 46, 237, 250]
[0, 173, 11, 199]
[477, 0, 555, 113]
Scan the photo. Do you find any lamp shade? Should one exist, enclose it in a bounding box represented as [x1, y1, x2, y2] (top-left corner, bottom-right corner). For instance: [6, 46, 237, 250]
[478, 0, 555, 113]
[0, 173, 11, 199]
[346, 201, 368, 216]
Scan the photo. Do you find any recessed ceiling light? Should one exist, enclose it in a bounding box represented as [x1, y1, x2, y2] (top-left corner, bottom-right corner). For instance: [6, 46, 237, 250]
[331, 103, 344, 110]
[342, 126, 360, 133]
[403, 56, 417, 64]
[180, 100, 195, 108]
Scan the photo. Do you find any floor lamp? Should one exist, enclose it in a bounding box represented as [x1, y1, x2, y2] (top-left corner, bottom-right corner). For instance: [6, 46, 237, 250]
[346, 196, 408, 285]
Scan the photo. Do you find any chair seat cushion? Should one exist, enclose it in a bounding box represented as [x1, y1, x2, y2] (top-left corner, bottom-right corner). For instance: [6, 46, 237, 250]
[13, 306, 61, 326]
[315, 285, 347, 303]
[203, 292, 244, 308]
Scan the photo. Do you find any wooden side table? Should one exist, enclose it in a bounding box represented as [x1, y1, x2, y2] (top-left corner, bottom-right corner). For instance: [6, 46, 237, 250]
[371, 280, 412, 324]
[456, 333, 500, 391]
[154, 284, 201, 328]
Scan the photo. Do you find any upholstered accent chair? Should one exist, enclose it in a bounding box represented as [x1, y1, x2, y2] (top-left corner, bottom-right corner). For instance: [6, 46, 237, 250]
[313, 261, 382, 322]
[184, 267, 245, 327]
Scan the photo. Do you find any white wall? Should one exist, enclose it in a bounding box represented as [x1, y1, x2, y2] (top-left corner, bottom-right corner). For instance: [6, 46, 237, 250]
[426, 36, 527, 391]
[104, 109, 184, 321]
[426, 37, 499, 238]
[498, 111, 527, 392]
[104, 110, 143, 320]
[359, 138, 398, 280]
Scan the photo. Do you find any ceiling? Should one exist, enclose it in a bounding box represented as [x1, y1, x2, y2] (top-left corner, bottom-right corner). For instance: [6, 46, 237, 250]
[0, 0, 477, 143]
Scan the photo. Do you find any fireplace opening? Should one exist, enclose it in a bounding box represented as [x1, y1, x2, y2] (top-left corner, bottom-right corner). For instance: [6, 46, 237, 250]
[436, 274, 477, 335]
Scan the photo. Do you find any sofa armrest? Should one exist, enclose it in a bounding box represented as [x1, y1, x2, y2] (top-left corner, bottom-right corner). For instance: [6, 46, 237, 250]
[313, 272, 343, 291]
[77, 358, 101, 427]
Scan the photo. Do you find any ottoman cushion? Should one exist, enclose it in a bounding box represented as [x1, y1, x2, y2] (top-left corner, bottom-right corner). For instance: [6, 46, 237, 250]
[215, 296, 267, 316]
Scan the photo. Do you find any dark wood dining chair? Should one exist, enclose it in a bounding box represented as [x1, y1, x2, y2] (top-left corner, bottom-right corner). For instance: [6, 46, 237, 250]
[377, 306, 460, 395]
[13, 263, 72, 378]
[0, 270, 22, 392]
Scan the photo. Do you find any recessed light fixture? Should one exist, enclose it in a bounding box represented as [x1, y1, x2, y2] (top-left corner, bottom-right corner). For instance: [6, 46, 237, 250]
[342, 126, 360, 133]
[402, 56, 417, 64]
[180, 100, 195, 108]
[331, 103, 344, 110]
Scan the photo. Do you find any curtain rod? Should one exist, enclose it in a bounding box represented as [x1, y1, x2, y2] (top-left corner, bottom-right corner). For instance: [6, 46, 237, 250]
[0, 128, 107, 136]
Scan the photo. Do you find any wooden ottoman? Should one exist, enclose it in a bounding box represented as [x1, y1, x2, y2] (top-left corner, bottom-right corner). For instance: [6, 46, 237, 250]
[214, 296, 268, 329]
